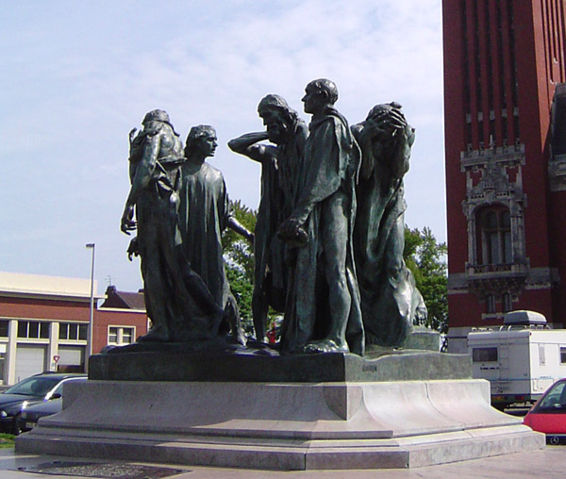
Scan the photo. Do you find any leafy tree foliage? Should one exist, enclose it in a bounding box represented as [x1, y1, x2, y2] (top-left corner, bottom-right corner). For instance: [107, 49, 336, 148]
[404, 227, 448, 333]
[222, 200, 448, 336]
[222, 200, 256, 327]
[222, 199, 256, 280]
[225, 266, 253, 330]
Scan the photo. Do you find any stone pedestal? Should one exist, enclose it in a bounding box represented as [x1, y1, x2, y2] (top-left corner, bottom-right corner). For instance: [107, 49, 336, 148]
[16, 351, 545, 470]
[87, 348, 471, 382]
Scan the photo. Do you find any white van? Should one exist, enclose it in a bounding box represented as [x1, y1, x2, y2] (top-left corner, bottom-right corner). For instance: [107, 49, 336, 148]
[467, 310, 566, 408]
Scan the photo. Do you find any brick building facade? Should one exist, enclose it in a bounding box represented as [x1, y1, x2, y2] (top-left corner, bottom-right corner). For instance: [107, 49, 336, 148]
[0, 272, 147, 385]
[443, 0, 566, 351]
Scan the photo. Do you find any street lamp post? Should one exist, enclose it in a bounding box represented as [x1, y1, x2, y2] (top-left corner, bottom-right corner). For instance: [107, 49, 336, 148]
[85, 243, 95, 370]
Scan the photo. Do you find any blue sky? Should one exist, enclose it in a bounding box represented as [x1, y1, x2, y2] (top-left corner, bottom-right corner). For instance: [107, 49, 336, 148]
[0, 0, 444, 293]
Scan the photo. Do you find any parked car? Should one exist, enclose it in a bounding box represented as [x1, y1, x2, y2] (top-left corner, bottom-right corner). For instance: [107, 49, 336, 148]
[18, 397, 62, 433]
[0, 372, 86, 434]
[523, 378, 566, 444]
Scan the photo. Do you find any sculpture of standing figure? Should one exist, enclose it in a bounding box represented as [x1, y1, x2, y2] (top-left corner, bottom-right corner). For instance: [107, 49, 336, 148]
[120, 110, 224, 342]
[278, 79, 364, 355]
[228, 95, 307, 342]
[351, 102, 427, 347]
[179, 125, 253, 345]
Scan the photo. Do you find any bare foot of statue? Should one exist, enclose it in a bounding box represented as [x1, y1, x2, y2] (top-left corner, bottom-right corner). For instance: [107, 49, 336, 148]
[232, 329, 247, 346]
[303, 339, 349, 354]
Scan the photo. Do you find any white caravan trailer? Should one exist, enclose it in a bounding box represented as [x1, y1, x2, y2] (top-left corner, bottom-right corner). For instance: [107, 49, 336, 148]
[467, 311, 566, 408]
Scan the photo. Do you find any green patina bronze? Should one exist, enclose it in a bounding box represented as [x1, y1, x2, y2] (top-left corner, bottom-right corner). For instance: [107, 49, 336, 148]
[120, 114, 248, 345]
[352, 102, 427, 347]
[179, 125, 252, 345]
[120, 110, 224, 343]
[277, 79, 364, 355]
[118, 81, 428, 357]
[228, 94, 307, 343]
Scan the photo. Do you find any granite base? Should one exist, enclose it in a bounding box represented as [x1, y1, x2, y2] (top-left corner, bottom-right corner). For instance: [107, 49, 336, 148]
[16, 378, 545, 470]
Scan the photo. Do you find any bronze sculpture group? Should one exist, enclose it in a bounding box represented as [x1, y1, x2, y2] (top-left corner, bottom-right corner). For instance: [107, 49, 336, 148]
[121, 79, 426, 356]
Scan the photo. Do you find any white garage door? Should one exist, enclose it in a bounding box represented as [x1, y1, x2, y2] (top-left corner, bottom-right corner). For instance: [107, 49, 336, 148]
[15, 345, 47, 383]
[57, 346, 85, 373]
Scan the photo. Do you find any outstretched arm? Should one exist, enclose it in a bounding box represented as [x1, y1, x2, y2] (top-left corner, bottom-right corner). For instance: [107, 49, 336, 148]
[228, 131, 272, 163]
[227, 216, 254, 244]
[352, 122, 378, 181]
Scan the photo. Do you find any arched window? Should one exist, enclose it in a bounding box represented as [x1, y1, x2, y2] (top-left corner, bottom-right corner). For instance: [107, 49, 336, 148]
[476, 206, 512, 265]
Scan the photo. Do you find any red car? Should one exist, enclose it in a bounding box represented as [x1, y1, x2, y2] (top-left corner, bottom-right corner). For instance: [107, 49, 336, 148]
[523, 378, 566, 445]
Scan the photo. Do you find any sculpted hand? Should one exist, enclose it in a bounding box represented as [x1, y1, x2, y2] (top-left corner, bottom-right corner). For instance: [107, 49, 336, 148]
[278, 217, 299, 238]
[127, 237, 139, 261]
[121, 205, 136, 235]
[129, 128, 138, 145]
[376, 108, 407, 137]
[278, 218, 308, 246]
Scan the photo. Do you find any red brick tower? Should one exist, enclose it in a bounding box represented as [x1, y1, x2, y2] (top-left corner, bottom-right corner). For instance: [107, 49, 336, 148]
[443, 0, 566, 351]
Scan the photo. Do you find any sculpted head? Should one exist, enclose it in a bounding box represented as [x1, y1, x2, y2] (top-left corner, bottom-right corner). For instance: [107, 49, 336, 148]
[366, 102, 402, 122]
[257, 94, 298, 144]
[302, 79, 338, 114]
[366, 102, 407, 140]
[185, 125, 217, 160]
[142, 109, 174, 132]
[364, 102, 412, 157]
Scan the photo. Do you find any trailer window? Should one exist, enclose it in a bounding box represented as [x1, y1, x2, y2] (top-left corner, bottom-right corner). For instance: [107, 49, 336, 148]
[561, 347, 566, 364]
[472, 347, 498, 362]
[539, 344, 546, 366]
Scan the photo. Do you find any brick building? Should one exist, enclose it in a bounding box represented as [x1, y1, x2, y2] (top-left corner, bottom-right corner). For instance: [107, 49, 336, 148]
[443, 0, 566, 351]
[96, 285, 147, 354]
[0, 272, 147, 385]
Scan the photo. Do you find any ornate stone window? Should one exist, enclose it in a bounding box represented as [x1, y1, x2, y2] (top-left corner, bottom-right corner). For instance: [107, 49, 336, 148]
[476, 206, 512, 266]
[461, 144, 527, 274]
[457, 144, 531, 302]
[449, 88, 563, 303]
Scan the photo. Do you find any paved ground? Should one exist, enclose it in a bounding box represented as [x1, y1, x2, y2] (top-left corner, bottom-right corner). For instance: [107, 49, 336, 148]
[0, 445, 565, 479]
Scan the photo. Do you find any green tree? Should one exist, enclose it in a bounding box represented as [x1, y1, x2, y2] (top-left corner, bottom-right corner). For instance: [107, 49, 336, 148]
[225, 266, 254, 330]
[222, 202, 449, 337]
[404, 227, 448, 333]
[222, 200, 282, 338]
[222, 199, 256, 280]
[222, 200, 256, 328]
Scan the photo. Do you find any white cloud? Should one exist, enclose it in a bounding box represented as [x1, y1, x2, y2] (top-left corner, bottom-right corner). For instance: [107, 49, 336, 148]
[0, 0, 445, 292]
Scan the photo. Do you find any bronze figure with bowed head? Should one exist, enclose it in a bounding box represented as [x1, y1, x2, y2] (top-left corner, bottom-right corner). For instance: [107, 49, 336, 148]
[228, 95, 307, 343]
[351, 102, 427, 347]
